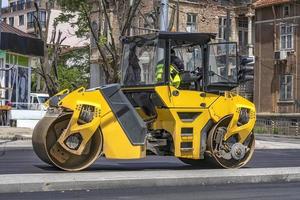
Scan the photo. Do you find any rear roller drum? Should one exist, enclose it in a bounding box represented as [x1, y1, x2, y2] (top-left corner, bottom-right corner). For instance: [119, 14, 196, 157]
[32, 113, 103, 171]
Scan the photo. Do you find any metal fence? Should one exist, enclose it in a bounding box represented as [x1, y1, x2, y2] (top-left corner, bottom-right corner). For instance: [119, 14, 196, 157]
[254, 117, 300, 136]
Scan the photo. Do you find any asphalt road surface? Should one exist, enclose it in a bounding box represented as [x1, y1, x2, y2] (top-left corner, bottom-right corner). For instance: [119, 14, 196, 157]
[0, 148, 300, 174]
[1, 182, 300, 200]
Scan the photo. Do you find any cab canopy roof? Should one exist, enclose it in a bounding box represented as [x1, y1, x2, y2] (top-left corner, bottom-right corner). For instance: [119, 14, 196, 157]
[122, 32, 216, 46]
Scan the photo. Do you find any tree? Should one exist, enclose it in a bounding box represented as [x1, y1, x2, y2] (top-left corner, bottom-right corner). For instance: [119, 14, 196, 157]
[57, 0, 143, 84]
[57, 47, 90, 90]
[32, 1, 66, 96]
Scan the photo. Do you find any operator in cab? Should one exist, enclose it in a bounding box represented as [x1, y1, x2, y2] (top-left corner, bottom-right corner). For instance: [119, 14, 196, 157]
[156, 49, 202, 89]
[155, 49, 184, 88]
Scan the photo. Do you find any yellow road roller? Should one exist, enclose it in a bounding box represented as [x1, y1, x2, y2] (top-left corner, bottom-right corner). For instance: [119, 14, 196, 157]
[32, 32, 256, 171]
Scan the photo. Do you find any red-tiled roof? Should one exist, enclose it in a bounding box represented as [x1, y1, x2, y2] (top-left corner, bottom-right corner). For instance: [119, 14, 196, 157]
[0, 22, 36, 38]
[254, 0, 291, 8]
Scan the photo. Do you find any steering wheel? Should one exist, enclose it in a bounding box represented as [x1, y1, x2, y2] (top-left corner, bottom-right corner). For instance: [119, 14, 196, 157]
[191, 67, 203, 77]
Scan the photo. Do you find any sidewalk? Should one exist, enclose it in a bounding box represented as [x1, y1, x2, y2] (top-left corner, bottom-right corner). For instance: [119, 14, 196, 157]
[256, 135, 300, 149]
[1, 167, 300, 193]
[0, 127, 32, 140]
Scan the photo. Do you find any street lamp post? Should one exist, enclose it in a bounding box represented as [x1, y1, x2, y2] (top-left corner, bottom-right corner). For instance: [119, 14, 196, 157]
[160, 0, 169, 31]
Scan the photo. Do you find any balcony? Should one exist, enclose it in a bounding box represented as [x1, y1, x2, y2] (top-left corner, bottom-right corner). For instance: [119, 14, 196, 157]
[1, 1, 45, 14]
[1, 7, 11, 14]
[17, 3, 25, 11]
[27, 21, 34, 29]
[25, 1, 35, 9]
[27, 21, 46, 29]
[233, 0, 254, 6]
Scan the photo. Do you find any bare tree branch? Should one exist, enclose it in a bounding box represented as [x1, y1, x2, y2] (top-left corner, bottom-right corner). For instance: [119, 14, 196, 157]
[101, 0, 117, 58]
[168, 5, 176, 31]
[80, 2, 111, 80]
[138, 9, 153, 28]
[121, 0, 142, 36]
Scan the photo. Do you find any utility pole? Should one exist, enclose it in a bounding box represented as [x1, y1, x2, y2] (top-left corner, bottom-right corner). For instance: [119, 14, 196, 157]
[225, 9, 231, 42]
[160, 0, 169, 31]
[176, 0, 179, 31]
[225, 8, 231, 78]
[0, 0, 2, 49]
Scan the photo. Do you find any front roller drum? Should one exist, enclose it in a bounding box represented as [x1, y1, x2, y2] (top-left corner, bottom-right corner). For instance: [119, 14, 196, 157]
[32, 113, 102, 171]
[180, 116, 255, 169]
[206, 116, 255, 169]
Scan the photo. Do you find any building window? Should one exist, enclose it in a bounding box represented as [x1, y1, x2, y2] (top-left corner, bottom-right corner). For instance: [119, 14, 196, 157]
[280, 75, 293, 101]
[186, 13, 197, 32]
[19, 15, 24, 26]
[17, 0, 25, 11]
[39, 11, 46, 28]
[280, 24, 294, 50]
[27, 11, 46, 28]
[238, 17, 249, 55]
[9, 17, 14, 26]
[218, 17, 231, 41]
[3, 18, 7, 23]
[10, 2, 17, 12]
[27, 11, 35, 28]
[283, 5, 290, 17]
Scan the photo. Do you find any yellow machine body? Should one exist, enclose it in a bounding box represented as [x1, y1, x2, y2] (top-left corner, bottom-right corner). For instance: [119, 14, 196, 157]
[57, 87, 145, 159]
[54, 84, 255, 160]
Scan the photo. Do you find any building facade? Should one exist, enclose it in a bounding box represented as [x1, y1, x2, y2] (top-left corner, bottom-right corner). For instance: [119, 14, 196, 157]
[0, 22, 43, 125]
[1, 0, 88, 47]
[254, 0, 300, 113]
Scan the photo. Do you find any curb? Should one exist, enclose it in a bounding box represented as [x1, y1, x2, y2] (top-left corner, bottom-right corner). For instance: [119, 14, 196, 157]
[1, 167, 300, 193]
[256, 134, 300, 139]
[0, 135, 32, 141]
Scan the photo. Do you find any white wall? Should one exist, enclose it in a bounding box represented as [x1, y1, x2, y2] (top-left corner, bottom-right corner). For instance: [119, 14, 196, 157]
[10, 109, 46, 120]
[10, 109, 46, 128]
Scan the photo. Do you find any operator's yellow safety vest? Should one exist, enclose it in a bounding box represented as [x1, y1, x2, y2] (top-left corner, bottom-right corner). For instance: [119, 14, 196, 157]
[155, 64, 181, 88]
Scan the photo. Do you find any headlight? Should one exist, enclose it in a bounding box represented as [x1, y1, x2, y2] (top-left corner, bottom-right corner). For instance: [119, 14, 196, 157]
[78, 105, 94, 124]
[238, 108, 250, 126]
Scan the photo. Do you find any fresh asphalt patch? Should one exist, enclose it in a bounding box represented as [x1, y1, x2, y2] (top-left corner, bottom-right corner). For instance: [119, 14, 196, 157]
[1, 149, 300, 174]
[0, 137, 300, 193]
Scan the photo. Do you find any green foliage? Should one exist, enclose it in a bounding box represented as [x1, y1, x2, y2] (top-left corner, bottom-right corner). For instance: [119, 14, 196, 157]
[55, 0, 143, 83]
[99, 35, 108, 46]
[56, 0, 91, 38]
[42, 0, 91, 91]
[57, 48, 90, 90]
[253, 127, 267, 134]
[57, 0, 88, 12]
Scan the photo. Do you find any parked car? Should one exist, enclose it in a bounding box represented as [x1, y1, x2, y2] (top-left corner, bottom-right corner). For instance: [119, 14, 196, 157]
[30, 93, 49, 110]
